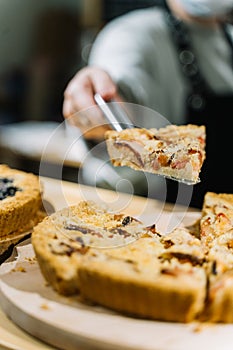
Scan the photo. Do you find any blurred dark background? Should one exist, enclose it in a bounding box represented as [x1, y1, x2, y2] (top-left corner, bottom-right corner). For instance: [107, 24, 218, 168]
[0, 0, 157, 125]
[0, 0, 157, 183]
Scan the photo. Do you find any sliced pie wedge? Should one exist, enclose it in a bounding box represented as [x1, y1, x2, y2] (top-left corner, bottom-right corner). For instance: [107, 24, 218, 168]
[105, 124, 206, 184]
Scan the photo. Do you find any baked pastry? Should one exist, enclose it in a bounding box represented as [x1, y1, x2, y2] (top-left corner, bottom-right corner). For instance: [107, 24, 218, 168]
[79, 227, 206, 322]
[0, 164, 45, 260]
[105, 124, 206, 184]
[204, 270, 233, 323]
[200, 192, 233, 250]
[31, 200, 154, 295]
[32, 193, 233, 323]
[32, 200, 206, 322]
[199, 192, 233, 322]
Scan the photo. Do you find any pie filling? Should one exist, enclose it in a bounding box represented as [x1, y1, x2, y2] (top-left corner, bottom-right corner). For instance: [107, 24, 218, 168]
[0, 177, 21, 201]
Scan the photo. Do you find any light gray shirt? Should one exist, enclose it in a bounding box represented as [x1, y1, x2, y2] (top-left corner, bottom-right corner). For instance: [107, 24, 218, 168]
[89, 6, 233, 127]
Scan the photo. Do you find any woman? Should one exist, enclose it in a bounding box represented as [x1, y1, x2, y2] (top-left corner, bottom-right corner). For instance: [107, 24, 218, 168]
[63, 0, 233, 208]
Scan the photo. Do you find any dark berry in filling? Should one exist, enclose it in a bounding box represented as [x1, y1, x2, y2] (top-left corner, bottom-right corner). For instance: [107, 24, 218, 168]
[0, 177, 21, 200]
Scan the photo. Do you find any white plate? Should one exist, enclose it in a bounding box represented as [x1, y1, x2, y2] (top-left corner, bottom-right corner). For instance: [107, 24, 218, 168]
[0, 121, 88, 165]
[1, 213, 233, 350]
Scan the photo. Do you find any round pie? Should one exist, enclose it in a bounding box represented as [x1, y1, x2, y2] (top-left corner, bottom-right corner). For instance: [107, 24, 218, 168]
[0, 164, 45, 239]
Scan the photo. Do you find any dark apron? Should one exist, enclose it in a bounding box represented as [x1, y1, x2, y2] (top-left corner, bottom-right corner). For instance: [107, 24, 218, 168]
[163, 2, 233, 208]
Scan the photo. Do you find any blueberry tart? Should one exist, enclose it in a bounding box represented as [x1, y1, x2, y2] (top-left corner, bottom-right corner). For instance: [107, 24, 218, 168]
[0, 164, 46, 258]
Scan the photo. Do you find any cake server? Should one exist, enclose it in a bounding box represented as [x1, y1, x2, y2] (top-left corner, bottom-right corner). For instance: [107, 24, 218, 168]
[94, 93, 135, 131]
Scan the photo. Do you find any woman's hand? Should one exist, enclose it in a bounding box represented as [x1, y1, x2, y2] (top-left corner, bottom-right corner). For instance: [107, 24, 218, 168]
[63, 66, 120, 117]
[63, 66, 122, 139]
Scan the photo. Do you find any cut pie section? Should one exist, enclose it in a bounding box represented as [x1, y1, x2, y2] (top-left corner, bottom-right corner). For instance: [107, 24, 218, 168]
[199, 192, 233, 322]
[31, 200, 155, 295]
[79, 227, 207, 322]
[33, 202, 207, 322]
[200, 192, 233, 251]
[32, 192, 233, 323]
[105, 124, 206, 184]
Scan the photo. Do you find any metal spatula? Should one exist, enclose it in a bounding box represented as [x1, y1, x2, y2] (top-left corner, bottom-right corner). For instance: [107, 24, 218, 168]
[94, 93, 135, 131]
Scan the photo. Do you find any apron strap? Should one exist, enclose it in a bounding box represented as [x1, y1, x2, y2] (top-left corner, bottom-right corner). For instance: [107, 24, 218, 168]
[222, 23, 233, 66]
[159, 1, 233, 207]
[162, 0, 233, 110]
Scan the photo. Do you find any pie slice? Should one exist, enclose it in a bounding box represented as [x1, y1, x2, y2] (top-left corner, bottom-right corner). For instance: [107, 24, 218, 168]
[199, 192, 233, 322]
[200, 192, 233, 253]
[105, 124, 206, 184]
[204, 270, 233, 323]
[79, 227, 207, 322]
[32, 193, 233, 323]
[32, 200, 206, 322]
[31, 200, 155, 295]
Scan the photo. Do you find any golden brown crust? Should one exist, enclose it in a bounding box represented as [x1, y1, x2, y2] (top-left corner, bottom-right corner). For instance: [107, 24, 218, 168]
[203, 271, 233, 323]
[0, 164, 44, 237]
[79, 230, 207, 322]
[32, 201, 151, 295]
[199, 192, 233, 322]
[200, 192, 233, 250]
[105, 124, 206, 184]
[33, 201, 207, 322]
[32, 193, 233, 324]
